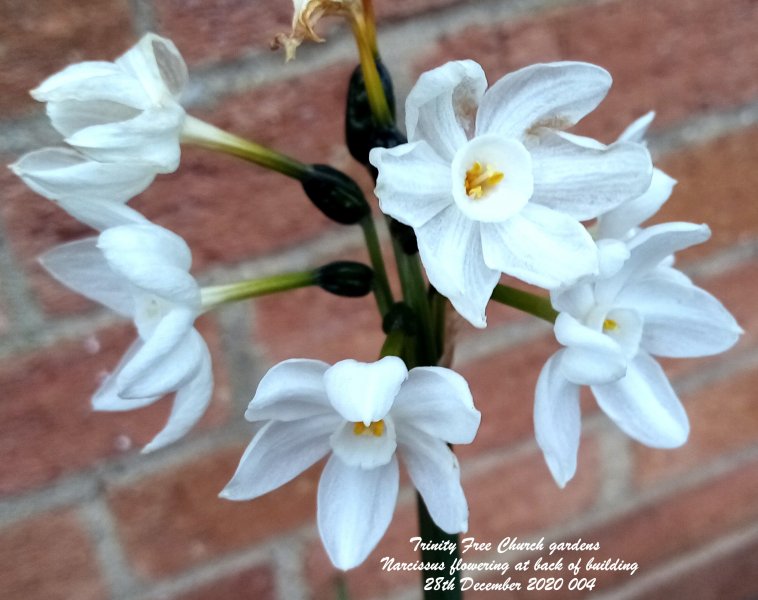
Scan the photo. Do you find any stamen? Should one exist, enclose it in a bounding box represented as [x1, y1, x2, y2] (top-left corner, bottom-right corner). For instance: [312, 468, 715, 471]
[353, 420, 385, 437]
[465, 162, 504, 199]
[603, 318, 619, 332]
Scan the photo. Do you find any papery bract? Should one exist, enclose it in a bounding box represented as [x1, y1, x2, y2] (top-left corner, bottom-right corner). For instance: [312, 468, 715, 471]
[221, 356, 480, 570]
[535, 223, 742, 487]
[370, 60, 653, 327]
[40, 223, 213, 452]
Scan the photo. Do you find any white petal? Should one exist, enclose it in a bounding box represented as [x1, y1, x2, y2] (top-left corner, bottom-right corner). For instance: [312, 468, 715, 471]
[554, 312, 627, 385]
[98, 224, 198, 305]
[32, 62, 150, 110]
[119, 326, 204, 398]
[115, 307, 196, 394]
[550, 282, 595, 318]
[596, 169, 676, 239]
[317, 454, 399, 570]
[405, 60, 487, 161]
[142, 335, 213, 452]
[596, 222, 711, 304]
[324, 357, 407, 424]
[39, 239, 134, 316]
[476, 62, 611, 140]
[391, 367, 480, 444]
[330, 417, 397, 469]
[56, 199, 149, 231]
[398, 426, 469, 532]
[416, 206, 499, 328]
[370, 141, 453, 228]
[11, 147, 156, 202]
[592, 352, 689, 448]
[117, 33, 188, 101]
[47, 98, 142, 138]
[245, 359, 332, 422]
[220, 416, 336, 500]
[66, 106, 185, 173]
[534, 352, 581, 488]
[481, 203, 598, 289]
[616, 278, 742, 357]
[617, 111, 655, 143]
[92, 339, 160, 411]
[531, 132, 653, 220]
[596, 239, 630, 278]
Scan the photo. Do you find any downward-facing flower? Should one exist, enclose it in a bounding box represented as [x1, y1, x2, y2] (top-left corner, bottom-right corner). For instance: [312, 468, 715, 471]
[370, 60, 653, 328]
[10, 147, 154, 230]
[535, 223, 742, 487]
[41, 223, 213, 452]
[222, 356, 480, 570]
[32, 33, 188, 173]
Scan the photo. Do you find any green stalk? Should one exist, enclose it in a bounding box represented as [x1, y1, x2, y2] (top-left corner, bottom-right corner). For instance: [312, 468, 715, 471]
[182, 115, 309, 180]
[200, 271, 315, 311]
[348, 17, 393, 127]
[360, 215, 393, 316]
[491, 284, 558, 323]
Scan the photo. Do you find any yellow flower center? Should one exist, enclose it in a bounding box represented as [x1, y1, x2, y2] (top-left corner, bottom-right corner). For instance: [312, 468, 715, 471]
[353, 420, 385, 437]
[465, 162, 504, 200]
[603, 318, 619, 332]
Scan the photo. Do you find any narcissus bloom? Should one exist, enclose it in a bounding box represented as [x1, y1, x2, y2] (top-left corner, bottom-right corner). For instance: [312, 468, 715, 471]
[222, 357, 480, 570]
[32, 33, 188, 173]
[41, 223, 213, 452]
[535, 223, 742, 487]
[370, 60, 653, 327]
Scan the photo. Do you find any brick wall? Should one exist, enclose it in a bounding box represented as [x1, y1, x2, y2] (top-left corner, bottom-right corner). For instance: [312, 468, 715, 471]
[1, 0, 757, 598]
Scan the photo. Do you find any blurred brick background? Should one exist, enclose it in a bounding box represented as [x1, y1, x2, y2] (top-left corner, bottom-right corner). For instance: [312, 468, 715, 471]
[1, 0, 758, 598]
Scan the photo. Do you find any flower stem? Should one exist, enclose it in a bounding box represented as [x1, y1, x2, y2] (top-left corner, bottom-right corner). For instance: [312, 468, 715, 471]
[200, 271, 315, 311]
[348, 17, 393, 127]
[491, 284, 558, 323]
[360, 215, 393, 316]
[181, 115, 309, 180]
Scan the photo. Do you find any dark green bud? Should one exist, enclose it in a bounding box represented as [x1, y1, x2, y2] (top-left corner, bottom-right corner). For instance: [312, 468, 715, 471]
[345, 62, 405, 167]
[382, 302, 417, 335]
[389, 218, 418, 255]
[316, 261, 374, 297]
[301, 165, 370, 224]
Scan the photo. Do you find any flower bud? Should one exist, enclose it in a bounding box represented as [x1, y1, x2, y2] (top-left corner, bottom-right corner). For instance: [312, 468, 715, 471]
[316, 261, 374, 297]
[301, 165, 370, 224]
[382, 302, 417, 335]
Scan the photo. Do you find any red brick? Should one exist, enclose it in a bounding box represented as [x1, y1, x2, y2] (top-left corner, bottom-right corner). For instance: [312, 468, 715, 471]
[652, 127, 758, 262]
[415, 0, 758, 138]
[565, 456, 758, 592]
[0, 320, 231, 496]
[0, 0, 134, 117]
[0, 511, 106, 600]
[614, 528, 758, 600]
[171, 564, 277, 600]
[109, 446, 321, 579]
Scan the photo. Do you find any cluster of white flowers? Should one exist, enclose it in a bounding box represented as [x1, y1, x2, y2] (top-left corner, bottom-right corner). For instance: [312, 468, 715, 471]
[11, 26, 740, 571]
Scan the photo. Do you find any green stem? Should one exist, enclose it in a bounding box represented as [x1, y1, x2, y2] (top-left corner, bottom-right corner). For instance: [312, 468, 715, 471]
[200, 271, 315, 311]
[360, 215, 393, 316]
[491, 284, 558, 323]
[349, 17, 393, 127]
[182, 115, 309, 180]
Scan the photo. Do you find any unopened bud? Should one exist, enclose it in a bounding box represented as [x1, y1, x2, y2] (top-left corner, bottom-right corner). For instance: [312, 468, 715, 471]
[301, 165, 370, 224]
[316, 261, 374, 297]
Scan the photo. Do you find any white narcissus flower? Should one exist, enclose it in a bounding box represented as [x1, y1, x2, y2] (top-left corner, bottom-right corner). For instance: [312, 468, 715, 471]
[9, 147, 154, 230]
[40, 223, 213, 452]
[370, 60, 653, 328]
[535, 223, 742, 487]
[32, 33, 188, 173]
[221, 357, 480, 570]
